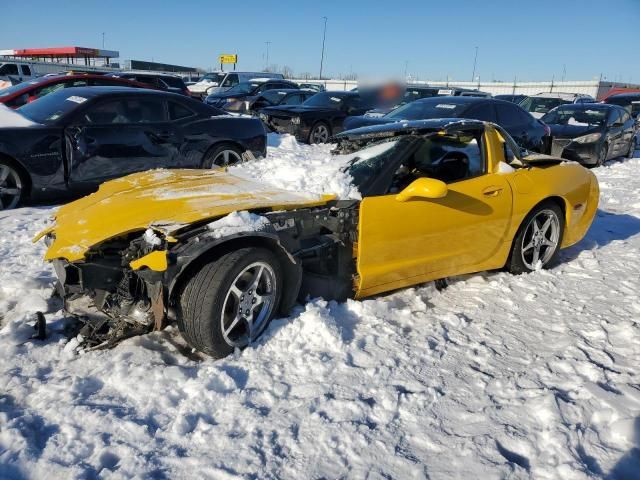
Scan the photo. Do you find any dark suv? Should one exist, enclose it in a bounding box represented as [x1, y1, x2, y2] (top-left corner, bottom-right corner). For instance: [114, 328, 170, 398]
[204, 79, 300, 112]
[109, 72, 191, 96]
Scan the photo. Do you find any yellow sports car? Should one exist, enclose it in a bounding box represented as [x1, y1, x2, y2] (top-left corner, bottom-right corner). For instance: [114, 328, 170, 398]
[38, 119, 599, 358]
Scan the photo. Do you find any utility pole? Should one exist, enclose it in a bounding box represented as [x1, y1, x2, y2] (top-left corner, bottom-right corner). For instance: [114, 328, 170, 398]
[471, 46, 478, 82]
[319, 16, 328, 80]
[404, 60, 408, 79]
[561, 64, 566, 83]
[265, 41, 271, 71]
[102, 32, 105, 49]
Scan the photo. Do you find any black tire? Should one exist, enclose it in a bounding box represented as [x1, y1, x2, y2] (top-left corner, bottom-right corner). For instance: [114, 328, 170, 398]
[178, 247, 283, 358]
[0, 157, 27, 211]
[202, 143, 244, 168]
[308, 122, 331, 144]
[506, 201, 565, 275]
[626, 136, 636, 159]
[595, 142, 608, 167]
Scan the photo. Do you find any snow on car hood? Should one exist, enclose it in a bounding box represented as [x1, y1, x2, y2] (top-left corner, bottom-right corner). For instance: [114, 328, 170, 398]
[41, 168, 335, 262]
[0, 104, 38, 128]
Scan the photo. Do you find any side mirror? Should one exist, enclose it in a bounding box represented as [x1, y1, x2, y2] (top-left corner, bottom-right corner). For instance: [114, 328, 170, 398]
[395, 178, 448, 202]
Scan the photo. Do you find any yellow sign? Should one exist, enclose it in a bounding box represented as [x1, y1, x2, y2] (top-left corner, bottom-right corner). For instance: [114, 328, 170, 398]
[219, 54, 238, 64]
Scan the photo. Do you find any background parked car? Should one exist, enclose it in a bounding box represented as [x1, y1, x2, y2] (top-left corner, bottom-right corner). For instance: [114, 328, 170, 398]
[109, 72, 191, 97]
[188, 71, 285, 98]
[246, 89, 316, 115]
[0, 86, 267, 210]
[298, 83, 325, 92]
[0, 74, 155, 109]
[541, 103, 636, 166]
[204, 79, 300, 112]
[519, 92, 596, 118]
[494, 94, 527, 104]
[603, 93, 640, 121]
[259, 91, 377, 143]
[343, 96, 550, 153]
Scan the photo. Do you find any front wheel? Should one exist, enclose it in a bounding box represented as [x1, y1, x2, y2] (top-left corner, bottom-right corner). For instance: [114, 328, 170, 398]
[507, 202, 564, 274]
[595, 142, 608, 167]
[308, 122, 331, 144]
[626, 136, 636, 159]
[178, 247, 283, 358]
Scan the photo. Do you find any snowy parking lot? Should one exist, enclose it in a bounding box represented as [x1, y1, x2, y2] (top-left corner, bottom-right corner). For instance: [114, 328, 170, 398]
[0, 135, 639, 479]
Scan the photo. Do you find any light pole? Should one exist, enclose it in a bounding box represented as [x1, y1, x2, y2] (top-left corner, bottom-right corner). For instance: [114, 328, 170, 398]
[265, 41, 271, 71]
[404, 60, 408, 79]
[319, 16, 328, 80]
[102, 32, 105, 49]
[471, 46, 478, 82]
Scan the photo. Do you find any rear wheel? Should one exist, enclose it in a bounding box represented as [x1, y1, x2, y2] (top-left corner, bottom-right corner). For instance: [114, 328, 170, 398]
[309, 122, 331, 144]
[0, 160, 25, 210]
[203, 143, 244, 168]
[178, 247, 283, 358]
[507, 202, 564, 274]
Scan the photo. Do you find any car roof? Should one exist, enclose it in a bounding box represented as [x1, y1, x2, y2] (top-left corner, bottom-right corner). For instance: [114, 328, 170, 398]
[531, 92, 585, 99]
[412, 96, 491, 105]
[264, 88, 301, 94]
[47, 86, 172, 98]
[553, 103, 614, 110]
[336, 118, 486, 141]
[607, 92, 640, 100]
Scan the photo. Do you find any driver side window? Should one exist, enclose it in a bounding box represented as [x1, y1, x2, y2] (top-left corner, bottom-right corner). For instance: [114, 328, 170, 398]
[389, 131, 485, 193]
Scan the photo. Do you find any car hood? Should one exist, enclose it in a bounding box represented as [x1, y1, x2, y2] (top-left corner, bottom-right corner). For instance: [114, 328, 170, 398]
[548, 124, 602, 139]
[39, 168, 335, 262]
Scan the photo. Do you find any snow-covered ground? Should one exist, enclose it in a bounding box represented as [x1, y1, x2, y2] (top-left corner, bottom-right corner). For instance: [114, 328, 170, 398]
[1, 136, 639, 479]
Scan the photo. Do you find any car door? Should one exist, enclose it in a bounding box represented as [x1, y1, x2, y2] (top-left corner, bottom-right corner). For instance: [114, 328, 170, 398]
[619, 109, 635, 150]
[65, 96, 180, 191]
[356, 129, 513, 296]
[606, 109, 625, 157]
[495, 103, 532, 148]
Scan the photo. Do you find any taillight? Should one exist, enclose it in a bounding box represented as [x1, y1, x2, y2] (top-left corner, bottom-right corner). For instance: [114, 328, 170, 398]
[183, 89, 191, 97]
[539, 120, 551, 136]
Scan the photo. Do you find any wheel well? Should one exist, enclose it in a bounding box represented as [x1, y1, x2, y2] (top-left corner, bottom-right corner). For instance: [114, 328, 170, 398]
[0, 153, 31, 196]
[168, 235, 302, 316]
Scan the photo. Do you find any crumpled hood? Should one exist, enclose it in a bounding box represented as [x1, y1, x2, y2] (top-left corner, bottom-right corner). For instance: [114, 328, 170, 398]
[549, 124, 602, 139]
[40, 168, 334, 262]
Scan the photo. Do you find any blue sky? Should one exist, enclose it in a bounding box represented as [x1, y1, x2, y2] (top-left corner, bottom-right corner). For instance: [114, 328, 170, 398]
[3, 0, 639, 82]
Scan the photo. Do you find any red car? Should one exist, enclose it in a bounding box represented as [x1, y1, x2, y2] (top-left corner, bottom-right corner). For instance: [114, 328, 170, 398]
[0, 74, 158, 109]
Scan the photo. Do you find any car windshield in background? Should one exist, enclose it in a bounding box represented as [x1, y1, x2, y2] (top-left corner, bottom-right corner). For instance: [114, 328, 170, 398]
[302, 92, 346, 108]
[541, 107, 608, 126]
[401, 89, 438, 104]
[519, 97, 567, 115]
[386, 100, 467, 120]
[261, 90, 288, 103]
[225, 82, 260, 95]
[17, 90, 84, 124]
[201, 73, 226, 83]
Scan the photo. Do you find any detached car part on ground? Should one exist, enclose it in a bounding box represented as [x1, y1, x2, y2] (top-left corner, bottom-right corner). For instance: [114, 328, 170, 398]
[38, 119, 599, 358]
[0, 86, 266, 210]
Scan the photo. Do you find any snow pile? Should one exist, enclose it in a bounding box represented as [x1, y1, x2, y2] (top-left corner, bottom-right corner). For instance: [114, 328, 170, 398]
[0, 139, 639, 479]
[0, 104, 38, 128]
[206, 210, 271, 239]
[231, 133, 361, 200]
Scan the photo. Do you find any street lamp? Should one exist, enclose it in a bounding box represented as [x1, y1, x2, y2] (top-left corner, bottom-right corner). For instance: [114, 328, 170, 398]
[319, 16, 328, 80]
[265, 41, 271, 71]
[471, 46, 478, 82]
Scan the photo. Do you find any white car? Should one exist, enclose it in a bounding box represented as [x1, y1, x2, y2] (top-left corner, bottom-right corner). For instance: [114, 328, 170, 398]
[188, 71, 284, 98]
[519, 92, 596, 118]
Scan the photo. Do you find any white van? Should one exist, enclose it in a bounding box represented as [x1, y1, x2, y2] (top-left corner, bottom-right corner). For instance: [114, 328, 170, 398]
[0, 58, 111, 89]
[188, 71, 284, 98]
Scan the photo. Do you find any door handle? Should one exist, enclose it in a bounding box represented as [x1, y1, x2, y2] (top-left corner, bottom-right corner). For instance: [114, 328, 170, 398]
[146, 131, 174, 142]
[482, 186, 503, 197]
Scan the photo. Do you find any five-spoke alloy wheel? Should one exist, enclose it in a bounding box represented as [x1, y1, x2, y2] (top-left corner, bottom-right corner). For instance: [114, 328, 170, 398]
[0, 162, 23, 211]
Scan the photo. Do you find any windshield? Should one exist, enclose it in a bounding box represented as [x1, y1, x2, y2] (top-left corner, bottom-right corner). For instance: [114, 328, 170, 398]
[399, 88, 438, 105]
[17, 90, 86, 124]
[386, 99, 467, 120]
[541, 107, 608, 126]
[201, 73, 226, 83]
[224, 82, 260, 95]
[302, 92, 346, 109]
[339, 137, 415, 190]
[519, 97, 569, 115]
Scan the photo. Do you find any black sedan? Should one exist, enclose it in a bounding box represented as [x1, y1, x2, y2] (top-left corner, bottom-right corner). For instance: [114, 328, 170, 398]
[259, 91, 376, 143]
[604, 93, 640, 121]
[541, 103, 636, 166]
[204, 79, 300, 113]
[242, 89, 316, 116]
[343, 96, 550, 153]
[0, 87, 267, 210]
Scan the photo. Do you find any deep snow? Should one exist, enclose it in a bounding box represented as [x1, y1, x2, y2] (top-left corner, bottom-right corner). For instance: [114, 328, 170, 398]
[0, 135, 639, 479]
